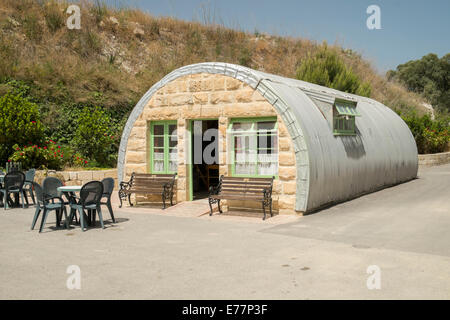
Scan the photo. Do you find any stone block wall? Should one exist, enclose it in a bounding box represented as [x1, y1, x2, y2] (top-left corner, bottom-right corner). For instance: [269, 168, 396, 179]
[418, 151, 450, 166]
[36, 169, 118, 189]
[125, 73, 300, 214]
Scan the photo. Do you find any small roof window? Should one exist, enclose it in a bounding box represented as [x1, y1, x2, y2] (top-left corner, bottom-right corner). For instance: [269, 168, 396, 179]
[335, 100, 361, 117]
[333, 99, 359, 135]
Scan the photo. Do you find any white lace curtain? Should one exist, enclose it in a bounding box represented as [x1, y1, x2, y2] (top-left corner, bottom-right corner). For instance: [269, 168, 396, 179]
[235, 152, 278, 175]
[153, 152, 164, 172]
[232, 120, 278, 177]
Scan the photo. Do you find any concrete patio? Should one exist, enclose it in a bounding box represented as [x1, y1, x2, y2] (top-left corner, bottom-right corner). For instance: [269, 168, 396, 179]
[0, 164, 449, 299]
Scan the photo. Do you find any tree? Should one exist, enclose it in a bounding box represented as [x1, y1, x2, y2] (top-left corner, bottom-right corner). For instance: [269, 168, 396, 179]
[387, 53, 450, 113]
[296, 46, 371, 97]
[0, 93, 45, 166]
[72, 106, 119, 167]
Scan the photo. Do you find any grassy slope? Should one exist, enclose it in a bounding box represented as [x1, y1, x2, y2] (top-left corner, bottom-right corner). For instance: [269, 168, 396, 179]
[0, 0, 425, 118]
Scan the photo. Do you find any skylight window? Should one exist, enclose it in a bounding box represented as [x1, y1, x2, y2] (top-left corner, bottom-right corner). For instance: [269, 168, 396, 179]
[333, 99, 359, 135]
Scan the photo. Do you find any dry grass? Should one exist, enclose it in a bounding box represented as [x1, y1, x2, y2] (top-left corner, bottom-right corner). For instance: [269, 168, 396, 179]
[0, 0, 424, 113]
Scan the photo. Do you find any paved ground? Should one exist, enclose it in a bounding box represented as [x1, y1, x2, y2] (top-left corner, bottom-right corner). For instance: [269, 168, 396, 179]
[0, 164, 449, 299]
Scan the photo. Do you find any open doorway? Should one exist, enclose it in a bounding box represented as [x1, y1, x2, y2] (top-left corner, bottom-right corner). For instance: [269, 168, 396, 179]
[191, 120, 219, 200]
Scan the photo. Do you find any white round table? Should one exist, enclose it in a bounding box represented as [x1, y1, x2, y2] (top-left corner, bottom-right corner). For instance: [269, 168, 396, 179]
[57, 186, 82, 193]
[57, 186, 85, 227]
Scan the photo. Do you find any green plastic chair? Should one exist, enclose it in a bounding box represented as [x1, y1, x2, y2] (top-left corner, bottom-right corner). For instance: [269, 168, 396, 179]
[31, 182, 69, 233]
[1, 171, 26, 210]
[69, 181, 104, 232]
[23, 169, 36, 205]
[100, 178, 115, 223]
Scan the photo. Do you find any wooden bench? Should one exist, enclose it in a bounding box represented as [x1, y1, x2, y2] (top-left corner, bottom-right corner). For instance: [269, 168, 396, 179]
[118, 173, 177, 209]
[208, 175, 274, 220]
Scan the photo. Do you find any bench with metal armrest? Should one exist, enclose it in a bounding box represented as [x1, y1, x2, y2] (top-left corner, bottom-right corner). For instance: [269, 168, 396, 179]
[208, 175, 274, 220]
[118, 172, 177, 209]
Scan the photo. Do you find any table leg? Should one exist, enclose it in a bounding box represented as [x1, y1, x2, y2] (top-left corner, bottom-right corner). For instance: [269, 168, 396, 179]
[15, 193, 20, 207]
[64, 191, 77, 226]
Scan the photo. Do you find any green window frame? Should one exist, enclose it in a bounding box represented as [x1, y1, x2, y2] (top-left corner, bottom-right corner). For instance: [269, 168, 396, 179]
[333, 116, 356, 135]
[228, 117, 278, 178]
[150, 121, 178, 174]
[333, 99, 360, 135]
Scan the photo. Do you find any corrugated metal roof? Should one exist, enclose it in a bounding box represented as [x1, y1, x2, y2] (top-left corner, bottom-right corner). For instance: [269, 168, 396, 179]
[118, 62, 418, 212]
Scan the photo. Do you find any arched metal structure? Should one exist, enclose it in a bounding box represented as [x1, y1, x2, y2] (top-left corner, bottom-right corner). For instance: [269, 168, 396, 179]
[118, 62, 418, 212]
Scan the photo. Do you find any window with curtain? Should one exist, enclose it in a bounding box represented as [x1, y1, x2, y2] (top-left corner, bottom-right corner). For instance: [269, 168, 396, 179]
[229, 119, 278, 177]
[150, 121, 178, 174]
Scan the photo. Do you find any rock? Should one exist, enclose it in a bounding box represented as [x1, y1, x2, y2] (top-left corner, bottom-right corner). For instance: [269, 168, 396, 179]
[108, 16, 119, 25]
[159, 27, 172, 38]
[422, 102, 435, 120]
[133, 27, 145, 37]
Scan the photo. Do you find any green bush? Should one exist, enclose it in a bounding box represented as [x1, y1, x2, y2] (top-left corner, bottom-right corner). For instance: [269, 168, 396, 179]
[42, 102, 129, 149]
[296, 46, 371, 97]
[43, 103, 83, 146]
[238, 47, 252, 67]
[72, 106, 119, 167]
[0, 93, 45, 166]
[401, 112, 449, 154]
[422, 128, 449, 153]
[8, 141, 89, 170]
[8, 142, 62, 170]
[0, 79, 32, 97]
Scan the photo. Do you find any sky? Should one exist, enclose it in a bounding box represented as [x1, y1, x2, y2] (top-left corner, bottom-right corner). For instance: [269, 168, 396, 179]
[105, 0, 450, 73]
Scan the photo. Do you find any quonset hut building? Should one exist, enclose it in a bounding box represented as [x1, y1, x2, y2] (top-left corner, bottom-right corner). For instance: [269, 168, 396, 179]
[118, 62, 418, 214]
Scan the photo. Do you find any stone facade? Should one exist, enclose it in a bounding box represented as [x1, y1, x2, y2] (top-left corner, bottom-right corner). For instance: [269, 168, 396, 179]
[125, 73, 300, 215]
